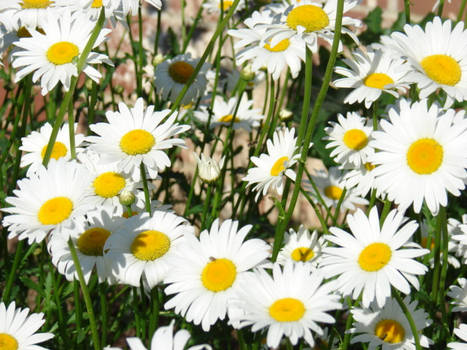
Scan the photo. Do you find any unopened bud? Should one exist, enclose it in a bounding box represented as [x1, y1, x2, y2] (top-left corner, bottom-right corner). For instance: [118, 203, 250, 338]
[152, 53, 165, 66]
[279, 108, 293, 121]
[240, 64, 255, 81]
[119, 190, 135, 206]
[194, 153, 224, 183]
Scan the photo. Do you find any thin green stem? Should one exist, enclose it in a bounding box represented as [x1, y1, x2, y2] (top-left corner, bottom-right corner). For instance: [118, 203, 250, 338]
[437, 0, 445, 16]
[341, 298, 354, 350]
[458, 0, 467, 21]
[99, 284, 108, 347]
[2, 241, 24, 302]
[73, 280, 83, 349]
[154, 10, 162, 55]
[148, 288, 160, 341]
[68, 97, 76, 159]
[431, 206, 445, 304]
[201, 183, 213, 229]
[404, 0, 411, 23]
[140, 163, 152, 215]
[393, 290, 422, 350]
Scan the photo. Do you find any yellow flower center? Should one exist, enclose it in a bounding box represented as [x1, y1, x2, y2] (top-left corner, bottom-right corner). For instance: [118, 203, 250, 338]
[291, 247, 314, 262]
[40, 141, 68, 160]
[119, 129, 155, 155]
[358, 242, 392, 272]
[374, 319, 405, 344]
[343, 129, 368, 151]
[218, 114, 240, 123]
[364, 162, 375, 171]
[20, 0, 53, 8]
[168, 61, 194, 84]
[93, 172, 126, 198]
[77, 227, 111, 256]
[201, 258, 237, 292]
[269, 297, 305, 322]
[219, 0, 233, 10]
[0, 333, 18, 350]
[406, 138, 443, 175]
[91, 0, 102, 7]
[420, 54, 461, 86]
[264, 39, 290, 52]
[37, 196, 73, 225]
[270, 156, 289, 176]
[364, 73, 394, 90]
[324, 185, 343, 200]
[130, 230, 171, 261]
[46, 41, 79, 65]
[286, 5, 329, 33]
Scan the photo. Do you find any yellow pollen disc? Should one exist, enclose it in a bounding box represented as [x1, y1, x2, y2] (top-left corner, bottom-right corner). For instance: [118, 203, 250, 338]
[219, 0, 233, 10]
[131, 230, 171, 261]
[270, 156, 289, 176]
[201, 258, 237, 292]
[291, 247, 314, 262]
[269, 297, 305, 322]
[0, 333, 18, 350]
[218, 114, 240, 123]
[358, 242, 392, 272]
[364, 162, 375, 171]
[364, 73, 394, 89]
[93, 172, 126, 198]
[120, 129, 155, 155]
[286, 5, 329, 33]
[38, 196, 73, 225]
[20, 0, 53, 8]
[374, 319, 405, 344]
[406, 138, 443, 175]
[343, 129, 368, 151]
[46, 41, 79, 65]
[264, 39, 290, 52]
[40, 141, 68, 160]
[91, 0, 102, 7]
[168, 61, 195, 84]
[324, 185, 343, 200]
[420, 54, 461, 86]
[77, 227, 111, 256]
[420, 237, 435, 251]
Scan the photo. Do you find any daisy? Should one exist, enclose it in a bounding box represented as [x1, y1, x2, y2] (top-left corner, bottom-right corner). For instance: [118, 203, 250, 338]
[342, 162, 378, 198]
[276, 225, 325, 266]
[369, 99, 467, 215]
[19, 122, 85, 176]
[87, 97, 190, 181]
[324, 112, 374, 167]
[2, 159, 94, 244]
[450, 215, 467, 262]
[104, 210, 193, 288]
[193, 95, 263, 131]
[164, 219, 270, 331]
[154, 53, 210, 105]
[383, 17, 467, 107]
[203, 0, 245, 14]
[59, 0, 124, 25]
[333, 47, 409, 108]
[449, 324, 467, 350]
[350, 296, 432, 349]
[0, 301, 54, 350]
[243, 127, 299, 201]
[231, 262, 341, 348]
[0, 0, 67, 29]
[320, 207, 429, 307]
[120, 0, 162, 16]
[11, 10, 112, 95]
[448, 278, 467, 313]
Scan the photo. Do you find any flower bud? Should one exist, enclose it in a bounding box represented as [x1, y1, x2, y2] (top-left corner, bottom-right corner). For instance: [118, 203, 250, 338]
[119, 190, 135, 206]
[194, 153, 224, 183]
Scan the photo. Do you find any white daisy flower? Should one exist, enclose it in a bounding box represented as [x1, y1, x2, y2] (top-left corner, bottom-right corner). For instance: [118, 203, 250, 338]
[154, 53, 210, 105]
[59, 0, 124, 25]
[231, 262, 341, 348]
[2, 159, 94, 244]
[11, 10, 112, 95]
[350, 296, 432, 349]
[383, 17, 467, 107]
[228, 10, 305, 80]
[448, 278, 467, 313]
[193, 95, 263, 131]
[324, 112, 374, 167]
[0, 301, 54, 350]
[87, 97, 190, 181]
[276, 225, 325, 266]
[369, 99, 467, 215]
[119, 0, 162, 16]
[19, 122, 85, 176]
[449, 324, 467, 350]
[243, 127, 300, 201]
[450, 215, 467, 262]
[342, 162, 378, 198]
[333, 47, 409, 108]
[321, 207, 429, 308]
[203, 0, 245, 14]
[104, 211, 193, 288]
[164, 219, 270, 331]
[194, 153, 225, 183]
[0, 0, 68, 29]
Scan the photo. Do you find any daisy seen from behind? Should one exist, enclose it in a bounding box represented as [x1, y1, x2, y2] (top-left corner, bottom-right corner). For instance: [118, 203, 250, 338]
[448, 278, 467, 313]
[276, 225, 325, 266]
[88, 97, 190, 181]
[449, 324, 467, 350]
[164, 219, 270, 331]
[320, 207, 429, 307]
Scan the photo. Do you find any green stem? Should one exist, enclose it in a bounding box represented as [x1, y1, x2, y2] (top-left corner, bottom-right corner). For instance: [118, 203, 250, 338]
[458, 0, 467, 21]
[140, 163, 152, 214]
[183, 167, 199, 217]
[1, 241, 24, 302]
[73, 280, 83, 348]
[437, 0, 445, 16]
[299, 187, 328, 234]
[404, 0, 411, 23]
[393, 290, 422, 350]
[341, 298, 354, 350]
[68, 97, 76, 159]
[99, 284, 108, 347]
[201, 183, 213, 229]
[154, 10, 162, 55]
[182, 0, 206, 52]
[148, 288, 160, 340]
[431, 206, 445, 304]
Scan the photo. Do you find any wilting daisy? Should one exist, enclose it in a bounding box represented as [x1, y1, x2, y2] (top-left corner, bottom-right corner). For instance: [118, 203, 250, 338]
[154, 53, 210, 105]
[342, 162, 378, 198]
[2, 159, 94, 244]
[19, 122, 85, 176]
[193, 95, 263, 131]
[105, 211, 193, 288]
[448, 278, 467, 313]
[333, 47, 409, 108]
[88, 97, 190, 181]
[243, 127, 299, 201]
[369, 99, 467, 215]
[0, 302, 54, 350]
[383, 17, 467, 107]
[324, 112, 374, 167]
[203, 0, 245, 14]
[276, 225, 325, 266]
[164, 219, 270, 331]
[231, 262, 341, 348]
[321, 207, 429, 307]
[350, 296, 432, 349]
[449, 324, 467, 350]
